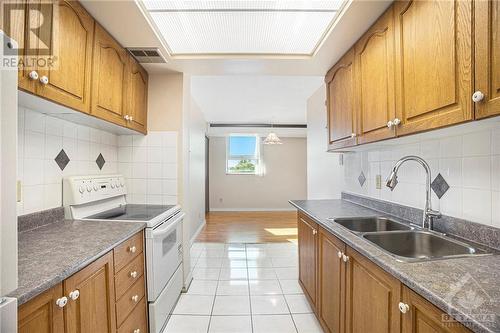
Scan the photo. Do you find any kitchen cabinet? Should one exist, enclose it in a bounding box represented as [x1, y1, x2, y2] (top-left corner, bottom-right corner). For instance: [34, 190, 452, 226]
[91, 23, 128, 127]
[297, 213, 318, 307]
[64, 251, 116, 332]
[344, 246, 401, 333]
[17, 231, 147, 333]
[393, 0, 473, 136]
[317, 227, 345, 333]
[325, 48, 357, 151]
[401, 286, 471, 333]
[124, 56, 149, 134]
[35, 0, 94, 114]
[474, 0, 500, 119]
[18, 283, 64, 333]
[354, 6, 396, 144]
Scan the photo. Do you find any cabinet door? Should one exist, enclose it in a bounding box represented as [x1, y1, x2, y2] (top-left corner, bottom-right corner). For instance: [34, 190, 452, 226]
[325, 48, 357, 150]
[91, 23, 127, 126]
[297, 213, 318, 307]
[474, 0, 500, 119]
[35, 0, 94, 113]
[317, 227, 345, 333]
[125, 56, 148, 134]
[401, 286, 471, 333]
[355, 6, 396, 144]
[64, 251, 117, 333]
[18, 283, 65, 333]
[393, 0, 473, 136]
[345, 247, 401, 333]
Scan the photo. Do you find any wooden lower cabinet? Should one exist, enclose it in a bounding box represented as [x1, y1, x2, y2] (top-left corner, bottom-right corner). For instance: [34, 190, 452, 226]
[298, 213, 318, 308]
[402, 287, 471, 333]
[18, 231, 147, 333]
[18, 283, 64, 333]
[317, 227, 345, 333]
[344, 247, 401, 333]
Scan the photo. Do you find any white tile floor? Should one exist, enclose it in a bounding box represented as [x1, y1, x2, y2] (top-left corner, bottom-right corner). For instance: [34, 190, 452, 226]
[164, 242, 324, 333]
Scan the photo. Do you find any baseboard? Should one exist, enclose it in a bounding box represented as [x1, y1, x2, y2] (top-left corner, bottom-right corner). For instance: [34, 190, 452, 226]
[209, 207, 296, 212]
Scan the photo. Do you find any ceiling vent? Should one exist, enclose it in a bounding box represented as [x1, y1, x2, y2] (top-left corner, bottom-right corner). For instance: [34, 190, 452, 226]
[126, 48, 167, 63]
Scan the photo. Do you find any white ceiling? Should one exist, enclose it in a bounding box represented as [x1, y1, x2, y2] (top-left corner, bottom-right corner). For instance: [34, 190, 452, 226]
[80, 0, 393, 75]
[190, 75, 323, 124]
[142, 0, 345, 56]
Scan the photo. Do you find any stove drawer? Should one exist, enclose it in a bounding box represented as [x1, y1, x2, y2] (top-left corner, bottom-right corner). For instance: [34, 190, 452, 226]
[114, 231, 144, 272]
[115, 253, 144, 300]
[116, 275, 145, 327]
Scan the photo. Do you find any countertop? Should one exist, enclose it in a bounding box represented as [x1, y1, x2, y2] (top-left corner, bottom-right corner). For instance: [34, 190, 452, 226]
[290, 199, 500, 333]
[9, 219, 146, 305]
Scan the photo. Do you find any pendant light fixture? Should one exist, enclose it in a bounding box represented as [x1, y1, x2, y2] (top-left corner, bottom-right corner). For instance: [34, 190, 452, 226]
[263, 124, 283, 145]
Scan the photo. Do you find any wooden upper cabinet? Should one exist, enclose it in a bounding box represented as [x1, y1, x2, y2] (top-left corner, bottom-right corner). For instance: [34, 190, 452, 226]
[297, 213, 318, 307]
[64, 251, 117, 333]
[345, 247, 401, 333]
[91, 23, 128, 126]
[317, 227, 345, 333]
[355, 6, 396, 144]
[18, 283, 64, 333]
[393, 0, 473, 136]
[125, 56, 148, 134]
[474, 0, 500, 119]
[35, 0, 94, 113]
[325, 48, 356, 150]
[402, 286, 471, 333]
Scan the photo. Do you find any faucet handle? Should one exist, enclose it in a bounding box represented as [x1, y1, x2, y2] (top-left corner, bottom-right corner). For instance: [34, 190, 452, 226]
[426, 209, 441, 218]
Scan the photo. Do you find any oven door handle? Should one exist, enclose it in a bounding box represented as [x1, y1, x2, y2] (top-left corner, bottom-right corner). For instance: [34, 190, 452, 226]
[152, 212, 185, 237]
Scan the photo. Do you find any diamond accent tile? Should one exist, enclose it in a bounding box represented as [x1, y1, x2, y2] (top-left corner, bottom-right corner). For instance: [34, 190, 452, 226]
[54, 149, 70, 171]
[96, 153, 105, 170]
[431, 173, 450, 199]
[358, 171, 366, 187]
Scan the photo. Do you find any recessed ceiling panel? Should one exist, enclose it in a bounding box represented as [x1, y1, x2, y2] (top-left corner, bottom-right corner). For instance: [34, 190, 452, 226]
[141, 0, 348, 56]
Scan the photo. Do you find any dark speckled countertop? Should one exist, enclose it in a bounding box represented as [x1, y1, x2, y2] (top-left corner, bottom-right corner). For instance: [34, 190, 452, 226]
[290, 199, 500, 333]
[9, 218, 146, 305]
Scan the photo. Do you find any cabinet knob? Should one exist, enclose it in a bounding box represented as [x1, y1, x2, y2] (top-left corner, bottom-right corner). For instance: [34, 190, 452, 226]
[351, 133, 356, 138]
[342, 254, 349, 263]
[131, 295, 139, 303]
[472, 91, 485, 103]
[28, 71, 39, 80]
[39, 75, 49, 85]
[130, 116, 134, 121]
[387, 120, 394, 128]
[337, 251, 342, 259]
[398, 302, 410, 314]
[393, 118, 401, 126]
[133, 329, 141, 333]
[312, 229, 317, 235]
[130, 271, 138, 279]
[124, 115, 130, 121]
[69, 289, 80, 301]
[128, 245, 137, 253]
[55, 297, 68, 308]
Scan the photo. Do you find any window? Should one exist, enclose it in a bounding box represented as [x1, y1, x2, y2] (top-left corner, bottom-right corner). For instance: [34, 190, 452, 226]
[226, 135, 261, 175]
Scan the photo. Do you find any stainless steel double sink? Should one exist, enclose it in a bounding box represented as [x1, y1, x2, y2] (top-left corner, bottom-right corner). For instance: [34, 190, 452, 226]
[330, 217, 489, 262]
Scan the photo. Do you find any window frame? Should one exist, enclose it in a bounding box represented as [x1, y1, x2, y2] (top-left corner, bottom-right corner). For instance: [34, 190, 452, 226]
[225, 134, 261, 175]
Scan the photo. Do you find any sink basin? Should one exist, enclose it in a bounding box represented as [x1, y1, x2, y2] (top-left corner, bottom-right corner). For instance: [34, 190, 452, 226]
[363, 230, 486, 262]
[333, 217, 412, 234]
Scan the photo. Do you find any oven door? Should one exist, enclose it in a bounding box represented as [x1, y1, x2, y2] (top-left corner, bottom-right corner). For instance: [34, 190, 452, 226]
[145, 212, 184, 301]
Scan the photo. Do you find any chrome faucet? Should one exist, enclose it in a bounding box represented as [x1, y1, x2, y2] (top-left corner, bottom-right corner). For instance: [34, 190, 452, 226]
[386, 156, 441, 230]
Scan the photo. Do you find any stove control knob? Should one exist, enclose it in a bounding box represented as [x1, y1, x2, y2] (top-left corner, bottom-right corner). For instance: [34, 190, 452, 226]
[93, 184, 98, 191]
[115, 180, 120, 188]
[78, 185, 84, 194]
[120, 181, 125, 187]
[110, 182, 115, 189]
[86, 185, 92, 192]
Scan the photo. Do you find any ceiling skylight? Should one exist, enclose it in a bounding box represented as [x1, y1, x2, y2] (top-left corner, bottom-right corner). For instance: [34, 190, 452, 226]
[141, 0, 347, 56]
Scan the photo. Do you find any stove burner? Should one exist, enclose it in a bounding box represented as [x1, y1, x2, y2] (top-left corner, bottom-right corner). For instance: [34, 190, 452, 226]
[84, 204, 177, 222]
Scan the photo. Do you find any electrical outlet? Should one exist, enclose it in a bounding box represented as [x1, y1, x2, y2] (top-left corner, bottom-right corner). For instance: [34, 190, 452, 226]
[375, 175, 382, 189]
[17, 180, 22, 202]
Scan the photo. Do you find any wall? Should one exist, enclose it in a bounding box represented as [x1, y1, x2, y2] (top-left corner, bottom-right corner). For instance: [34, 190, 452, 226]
[209, 136, 307, 210]
[306, 85, 342, 199]
[18, 107, 118, 215]
[341, 120, 500, 228]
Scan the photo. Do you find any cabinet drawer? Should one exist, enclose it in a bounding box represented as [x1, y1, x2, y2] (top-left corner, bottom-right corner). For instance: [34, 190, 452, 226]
[114, 231, 144, 272]
[115, 253, 145, 300]
[117, 298, 147, 333]
[116, 276, 146, 327]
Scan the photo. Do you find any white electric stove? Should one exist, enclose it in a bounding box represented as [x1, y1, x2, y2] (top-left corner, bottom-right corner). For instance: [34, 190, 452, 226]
[63, 174, 184, 333]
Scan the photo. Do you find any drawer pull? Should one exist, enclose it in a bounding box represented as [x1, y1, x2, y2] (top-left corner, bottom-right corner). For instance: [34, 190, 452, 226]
[131, 295, 139, 303]
[128, 245, 137, 253]
[133, 329, 141, 333]
[55, 297, 68, 308]
[337, 251, 342, 259]
[399, 302, 410, 314]
[130, 271, 138, 279]
[69, 289, 80, 301]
